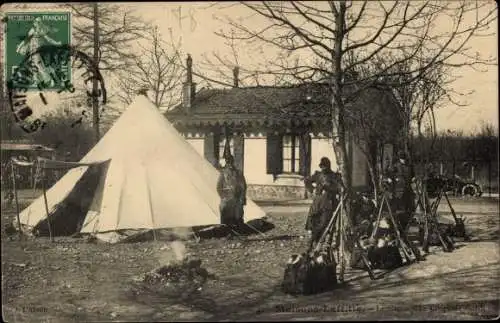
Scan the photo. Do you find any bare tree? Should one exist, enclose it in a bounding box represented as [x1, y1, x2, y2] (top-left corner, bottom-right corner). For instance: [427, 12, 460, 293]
[212, 0, 496, 201]
[68, 3, 149, 72]
[29, 108, 95, 161]
[344, 84, 403, 203]
[366, 54, 465, 166]
[330, 56, 452, 203]
[64, 3, 149, 139]
[196, 30, 291, 88]
[116, 26, 184, 110]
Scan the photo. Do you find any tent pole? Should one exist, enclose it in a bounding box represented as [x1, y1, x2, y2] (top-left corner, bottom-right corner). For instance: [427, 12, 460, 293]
[152, 227, 157, 242]
[41, 168, 54, 243]
[144, 172, 157, 242]
[11, 162, 23, 240]
[338, 194, 345, 283]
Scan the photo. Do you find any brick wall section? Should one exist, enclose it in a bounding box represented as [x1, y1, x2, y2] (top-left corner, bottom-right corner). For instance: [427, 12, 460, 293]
[247, 184, 307, 201]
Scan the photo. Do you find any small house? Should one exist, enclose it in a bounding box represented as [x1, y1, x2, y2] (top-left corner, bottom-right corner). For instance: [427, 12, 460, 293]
[166, 56, 401, 200]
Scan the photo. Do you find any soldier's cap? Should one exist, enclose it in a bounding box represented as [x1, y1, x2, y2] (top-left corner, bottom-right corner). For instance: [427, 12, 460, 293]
[319, 157, 331, 168]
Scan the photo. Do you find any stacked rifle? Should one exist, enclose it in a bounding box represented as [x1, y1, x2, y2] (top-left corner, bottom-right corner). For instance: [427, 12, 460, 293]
[311, 174, 470, 282]
[283, 175, 471, 294]
[412, 177, 470, 253]
[310, 188, 422, 282]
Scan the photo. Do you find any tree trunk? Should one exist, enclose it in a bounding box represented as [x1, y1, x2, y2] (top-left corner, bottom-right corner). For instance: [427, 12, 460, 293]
[367, 160, 378, 205]
[92, 3, 101, 143]
[417, 119, 428, 180]
[331, 1, 351, 192]
[330, 1, 353, 268]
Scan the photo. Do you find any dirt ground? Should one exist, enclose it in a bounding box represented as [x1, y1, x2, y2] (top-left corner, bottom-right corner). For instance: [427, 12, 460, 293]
[1, 195, 499, 322]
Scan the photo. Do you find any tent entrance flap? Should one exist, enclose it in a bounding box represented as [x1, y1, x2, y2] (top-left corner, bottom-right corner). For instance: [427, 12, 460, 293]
[34, 162, 108, 237]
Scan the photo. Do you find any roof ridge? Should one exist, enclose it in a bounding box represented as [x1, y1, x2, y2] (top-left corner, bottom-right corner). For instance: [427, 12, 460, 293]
[195, 82, 330, 92]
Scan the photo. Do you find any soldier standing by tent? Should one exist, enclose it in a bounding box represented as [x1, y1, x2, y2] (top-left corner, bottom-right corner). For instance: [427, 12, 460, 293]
[216, 139, 247, 234]
[304, 157, 342, 250]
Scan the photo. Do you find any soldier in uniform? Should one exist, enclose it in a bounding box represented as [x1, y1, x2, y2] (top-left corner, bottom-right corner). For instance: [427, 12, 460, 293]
[216, 153, 247, 234]
[386, 151, 415, 233]
[304, 157, 343, 250]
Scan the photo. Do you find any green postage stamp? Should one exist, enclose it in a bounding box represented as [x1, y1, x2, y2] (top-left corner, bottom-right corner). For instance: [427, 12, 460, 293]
[4, 12, 71, 91]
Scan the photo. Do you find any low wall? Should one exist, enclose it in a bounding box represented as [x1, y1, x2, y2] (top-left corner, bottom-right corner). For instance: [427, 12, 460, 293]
[247, 184, 307, 201]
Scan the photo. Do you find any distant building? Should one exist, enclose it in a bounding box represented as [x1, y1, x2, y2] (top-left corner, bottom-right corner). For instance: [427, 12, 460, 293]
[166, 56, 401, 200]
[1, 140, 55, 160]
[1, 140, 56, 189]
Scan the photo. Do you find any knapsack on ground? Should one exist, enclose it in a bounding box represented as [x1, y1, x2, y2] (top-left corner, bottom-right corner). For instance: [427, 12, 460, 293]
[351, 245, 403, 270]
[281, 252, 337, 295]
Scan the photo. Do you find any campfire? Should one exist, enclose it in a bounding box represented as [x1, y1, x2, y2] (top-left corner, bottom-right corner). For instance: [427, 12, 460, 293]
[134, 256, 216, 299]
[131, 240, 216, 299]
[143, 258, 213, 285]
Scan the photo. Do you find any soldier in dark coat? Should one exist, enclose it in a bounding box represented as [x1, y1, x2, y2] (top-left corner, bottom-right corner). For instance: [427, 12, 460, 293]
[304, 157, 342, 249]
[386, 151, 415, 232]
[216, 153, 247, 232]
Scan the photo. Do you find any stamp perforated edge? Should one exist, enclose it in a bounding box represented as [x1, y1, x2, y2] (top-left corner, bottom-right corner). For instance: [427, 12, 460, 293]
[2, 10, 72, 91]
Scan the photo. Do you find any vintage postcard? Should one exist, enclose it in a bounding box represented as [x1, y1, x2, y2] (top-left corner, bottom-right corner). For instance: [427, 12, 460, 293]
[1, 2, 498, 322]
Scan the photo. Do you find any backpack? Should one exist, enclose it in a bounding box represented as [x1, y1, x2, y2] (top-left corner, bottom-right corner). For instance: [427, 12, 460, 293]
[281, 252, 337, 295]
[351, 242, 403, 270]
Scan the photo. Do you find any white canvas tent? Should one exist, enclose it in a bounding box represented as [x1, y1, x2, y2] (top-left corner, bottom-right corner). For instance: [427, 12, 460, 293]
[18, 95, 266, 242]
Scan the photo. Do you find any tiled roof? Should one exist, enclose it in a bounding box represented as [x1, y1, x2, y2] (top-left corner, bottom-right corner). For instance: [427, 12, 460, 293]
[166, 83, 332, 127]
[165, 83, 399, 129]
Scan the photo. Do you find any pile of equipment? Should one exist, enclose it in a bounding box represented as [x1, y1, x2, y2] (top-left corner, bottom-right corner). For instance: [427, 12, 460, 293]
[281, 174, 472, 295]
[350, 190, 421, 273]
[412, 177, 470, 253]
[282, 251, 337, 295]
[281, 197, 345, 295]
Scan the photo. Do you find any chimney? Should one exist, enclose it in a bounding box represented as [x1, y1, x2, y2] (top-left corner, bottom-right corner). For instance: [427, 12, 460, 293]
[233, 66, 239, 88]
[186, 54, 193, 84]
[137, 87, 148, 96]
[182, 54, 196, 113]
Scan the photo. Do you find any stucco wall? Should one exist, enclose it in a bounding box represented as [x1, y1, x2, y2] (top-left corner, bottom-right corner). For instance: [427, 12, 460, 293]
[184, 134, 368, 200]
[311, 136, 338, 172]
[243, 136, 305, 200]
[243, 136, 275, 185]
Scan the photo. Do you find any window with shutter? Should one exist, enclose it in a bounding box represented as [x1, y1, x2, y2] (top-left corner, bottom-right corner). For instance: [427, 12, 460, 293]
[204, 132, 220, 168]
[266, 133, 283, 175]
[299, 133, 312, 176]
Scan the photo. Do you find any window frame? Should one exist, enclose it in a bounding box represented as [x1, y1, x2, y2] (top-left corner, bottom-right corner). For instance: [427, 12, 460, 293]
[282, 133, 300, 174]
